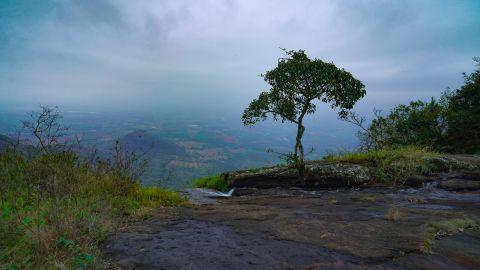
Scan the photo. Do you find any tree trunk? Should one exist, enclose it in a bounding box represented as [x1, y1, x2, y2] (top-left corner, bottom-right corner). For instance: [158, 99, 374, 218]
[294, 123, 306, 181]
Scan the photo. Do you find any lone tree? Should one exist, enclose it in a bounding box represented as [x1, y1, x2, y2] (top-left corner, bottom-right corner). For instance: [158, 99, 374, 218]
[242, 49, 366, 174]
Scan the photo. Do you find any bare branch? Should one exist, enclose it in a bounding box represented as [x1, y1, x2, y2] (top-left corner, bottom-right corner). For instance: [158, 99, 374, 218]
[22, 105, 69, 155]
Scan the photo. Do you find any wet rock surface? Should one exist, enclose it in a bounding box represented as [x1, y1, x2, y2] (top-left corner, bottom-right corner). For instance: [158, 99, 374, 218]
[407, 170, 480, 190]
[106, 219, 364, 270]
[104, 186, 480, 270]
[438, 179, 480, 191]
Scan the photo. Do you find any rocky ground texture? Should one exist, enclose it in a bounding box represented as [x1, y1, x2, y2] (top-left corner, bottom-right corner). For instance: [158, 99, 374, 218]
[104, 155, 480, 270]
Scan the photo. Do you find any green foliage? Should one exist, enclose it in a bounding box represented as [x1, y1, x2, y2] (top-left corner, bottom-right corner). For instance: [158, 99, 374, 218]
[242, 49, 366, 126]
[356, 58, 479, 153]
[365, 99, 448, 150]
[0, 151, 186, 269]
[323, 147, 436, 184]
[193, 175, 229, 192]
[422, 218, 477, 253]
[445, 57, 480, 153]
[243, 49, 366, 171]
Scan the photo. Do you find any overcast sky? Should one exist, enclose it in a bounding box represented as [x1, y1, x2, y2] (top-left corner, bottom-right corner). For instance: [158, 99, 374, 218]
[1, 0, 479, 115]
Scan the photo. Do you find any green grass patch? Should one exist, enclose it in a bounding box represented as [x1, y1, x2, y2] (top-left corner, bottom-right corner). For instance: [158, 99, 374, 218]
[193, 175, 229, 192]
[323, 146, 437, 184]
[421, 218, 478, 253]
[0, 151, 186, 269]
[128, 185, 187, 209]
[360, 195, 376, 202]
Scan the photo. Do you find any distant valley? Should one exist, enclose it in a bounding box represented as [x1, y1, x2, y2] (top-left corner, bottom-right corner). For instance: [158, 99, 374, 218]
[0, 109, 357, 187]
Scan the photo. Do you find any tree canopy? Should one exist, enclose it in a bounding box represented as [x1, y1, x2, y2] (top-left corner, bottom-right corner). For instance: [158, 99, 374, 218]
[242, 50, 366, 126]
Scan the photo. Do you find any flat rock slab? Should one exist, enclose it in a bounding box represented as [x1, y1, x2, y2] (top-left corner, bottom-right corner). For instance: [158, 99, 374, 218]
[104, 219, 472, 270]
[106, 220, 364, 270]
[438, 179, 480, 191]
[104, 187, 480, 270]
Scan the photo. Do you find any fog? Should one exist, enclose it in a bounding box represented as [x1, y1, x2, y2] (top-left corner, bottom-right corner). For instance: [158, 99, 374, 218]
[1, 0, 479, 116]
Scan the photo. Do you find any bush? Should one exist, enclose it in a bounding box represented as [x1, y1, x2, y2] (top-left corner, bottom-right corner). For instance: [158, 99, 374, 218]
[445, 57, 480, 153]
[323, 147, 436, 184]
[365, 99, 448, 151]
[348, 58, 479, 154]
[0, 151, 186, 269]
[193, 175, 229, 192]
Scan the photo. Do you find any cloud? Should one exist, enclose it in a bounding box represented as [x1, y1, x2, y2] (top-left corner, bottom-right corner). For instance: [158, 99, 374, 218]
[0, 0, 479, 113]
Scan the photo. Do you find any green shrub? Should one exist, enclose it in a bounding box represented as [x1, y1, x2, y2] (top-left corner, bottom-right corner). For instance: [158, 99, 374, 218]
[351, 58, 480, 154]
[0, 151, 185, 269]
[323, 147, 437, 184]
[193, 175, 229, 192]
[445, 58, 480, 153]
[363, 99, 448, 151]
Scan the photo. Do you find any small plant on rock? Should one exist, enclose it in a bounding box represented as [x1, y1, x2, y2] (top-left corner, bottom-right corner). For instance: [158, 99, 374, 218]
[384, 208, 401, 222]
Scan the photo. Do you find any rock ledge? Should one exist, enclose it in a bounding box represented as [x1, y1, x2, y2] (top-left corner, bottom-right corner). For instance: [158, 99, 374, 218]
[222, 155, 480, 191]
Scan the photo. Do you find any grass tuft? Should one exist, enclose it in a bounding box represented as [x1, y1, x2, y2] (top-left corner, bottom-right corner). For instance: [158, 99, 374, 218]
[193, 175, 229, 192]
[421, 218, 477, 253]
[384, 208, 401, 222]
[128, 185, 187, 209]
[323, 146, 437, 184]
[360, 195, 376, 202]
